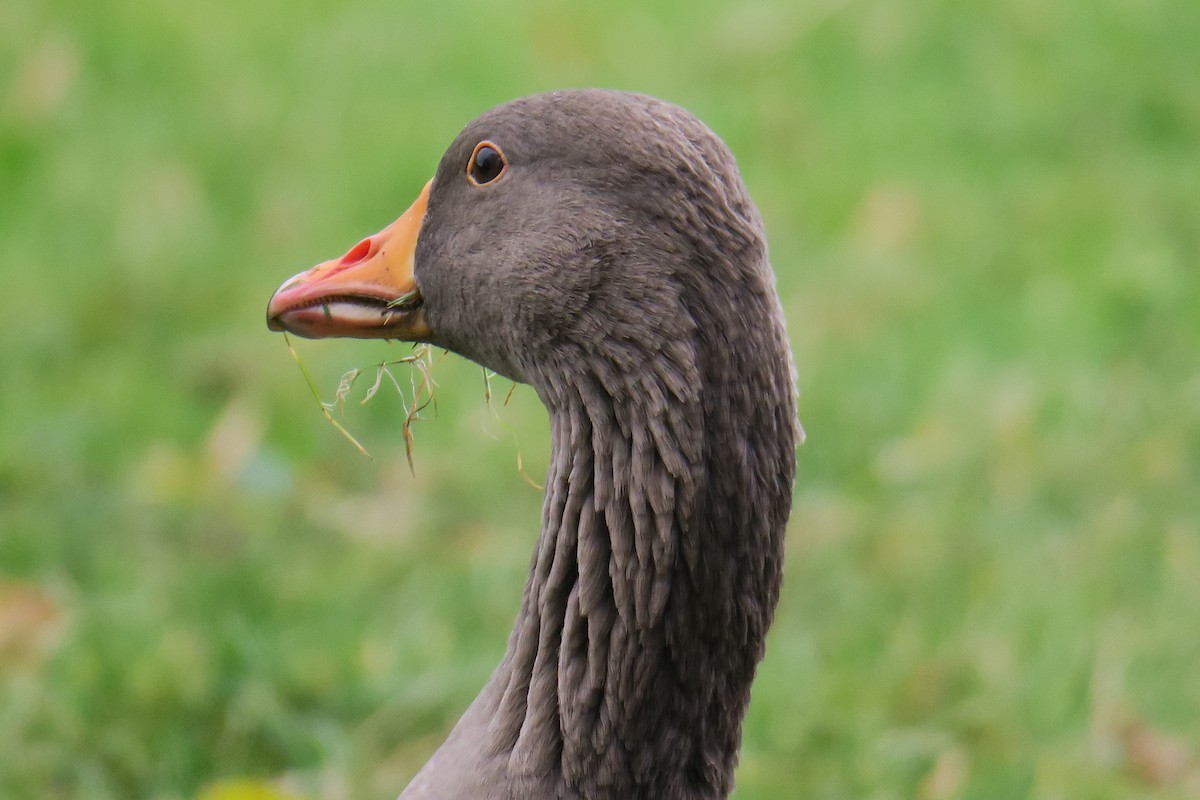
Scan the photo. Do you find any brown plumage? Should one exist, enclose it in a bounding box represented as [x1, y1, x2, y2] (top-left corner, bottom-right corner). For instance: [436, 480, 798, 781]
[267, 89, 800, 800]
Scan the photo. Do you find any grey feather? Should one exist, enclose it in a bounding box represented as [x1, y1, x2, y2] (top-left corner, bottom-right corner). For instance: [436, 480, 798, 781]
[400, 89, 799, 800]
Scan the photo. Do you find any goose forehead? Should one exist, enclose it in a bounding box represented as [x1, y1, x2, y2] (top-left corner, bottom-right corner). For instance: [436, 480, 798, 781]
[452, 91, 713, 164]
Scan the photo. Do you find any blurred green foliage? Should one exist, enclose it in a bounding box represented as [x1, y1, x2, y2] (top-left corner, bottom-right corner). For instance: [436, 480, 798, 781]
[2, 0, 1198, 798]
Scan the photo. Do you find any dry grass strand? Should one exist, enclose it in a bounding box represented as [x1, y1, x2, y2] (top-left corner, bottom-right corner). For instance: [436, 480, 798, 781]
[284, 336, 439, 468]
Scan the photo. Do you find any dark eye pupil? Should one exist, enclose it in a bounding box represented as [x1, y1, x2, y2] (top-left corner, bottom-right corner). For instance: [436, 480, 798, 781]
[471, 146, 504, 183]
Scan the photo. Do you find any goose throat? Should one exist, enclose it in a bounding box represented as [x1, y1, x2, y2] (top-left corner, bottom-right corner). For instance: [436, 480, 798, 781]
[472, 343, 795, 798]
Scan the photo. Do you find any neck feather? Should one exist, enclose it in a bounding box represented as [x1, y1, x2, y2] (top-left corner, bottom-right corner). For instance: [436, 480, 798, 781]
[477, 283, 797, 798]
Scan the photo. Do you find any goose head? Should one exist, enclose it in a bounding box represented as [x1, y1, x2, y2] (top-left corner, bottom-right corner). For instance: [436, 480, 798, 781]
[267, 90, 772, 394]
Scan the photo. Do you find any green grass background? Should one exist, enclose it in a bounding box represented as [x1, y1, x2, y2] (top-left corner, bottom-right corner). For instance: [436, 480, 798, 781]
[2, 0, 1198, 797]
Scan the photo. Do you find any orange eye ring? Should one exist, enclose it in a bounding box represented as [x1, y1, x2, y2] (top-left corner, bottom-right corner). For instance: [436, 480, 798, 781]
[466, 140, 508, 186]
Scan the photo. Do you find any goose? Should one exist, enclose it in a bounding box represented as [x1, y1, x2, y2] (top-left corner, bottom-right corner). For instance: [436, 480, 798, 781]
[266, 89, 799, 800]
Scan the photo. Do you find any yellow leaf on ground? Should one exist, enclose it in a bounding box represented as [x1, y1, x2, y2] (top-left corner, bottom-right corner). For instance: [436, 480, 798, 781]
[197, 779, 304, 800]
[0, 581, 63, 667]
[1121, 719, 1191, 786]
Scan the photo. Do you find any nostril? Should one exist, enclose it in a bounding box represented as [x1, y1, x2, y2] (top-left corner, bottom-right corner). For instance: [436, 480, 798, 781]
[339, 237, 373, 266]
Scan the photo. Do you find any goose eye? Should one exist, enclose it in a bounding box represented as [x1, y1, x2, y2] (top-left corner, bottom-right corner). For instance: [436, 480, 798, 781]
[467, 142, 507, 186]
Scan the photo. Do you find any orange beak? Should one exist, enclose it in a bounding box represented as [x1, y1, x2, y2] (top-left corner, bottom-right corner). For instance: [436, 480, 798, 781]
[266, 180, 433, 340]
